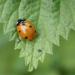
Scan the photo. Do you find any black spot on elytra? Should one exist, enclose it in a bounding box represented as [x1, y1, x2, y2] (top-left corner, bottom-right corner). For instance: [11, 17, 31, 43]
[29, 25, 32, 28]
[25, 36, 28, 39]
[35, 30, 36, 32]
[19, 31, 21, 32]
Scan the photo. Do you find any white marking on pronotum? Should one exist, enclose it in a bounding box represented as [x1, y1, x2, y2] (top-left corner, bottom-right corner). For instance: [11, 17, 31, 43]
[22, 26, 27, 32]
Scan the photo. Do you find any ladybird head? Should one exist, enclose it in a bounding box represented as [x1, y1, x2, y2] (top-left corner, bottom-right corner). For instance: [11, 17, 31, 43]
[16, 18, 26, 26]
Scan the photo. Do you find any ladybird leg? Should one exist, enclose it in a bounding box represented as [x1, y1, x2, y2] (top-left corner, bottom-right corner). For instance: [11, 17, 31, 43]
[19, 35, 22, 41]
[16, 38, 21, 43]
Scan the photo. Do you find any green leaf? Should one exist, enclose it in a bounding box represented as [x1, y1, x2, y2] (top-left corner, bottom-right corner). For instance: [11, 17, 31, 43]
[0, 0, 75, 71]
[0, 0, 5, 18]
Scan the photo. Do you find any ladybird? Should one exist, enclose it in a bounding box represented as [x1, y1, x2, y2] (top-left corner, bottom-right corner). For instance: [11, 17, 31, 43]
[16, 19, 37, 41]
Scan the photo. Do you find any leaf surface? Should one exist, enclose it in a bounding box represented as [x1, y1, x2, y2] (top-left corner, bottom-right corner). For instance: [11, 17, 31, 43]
[0, 0, 75, 71]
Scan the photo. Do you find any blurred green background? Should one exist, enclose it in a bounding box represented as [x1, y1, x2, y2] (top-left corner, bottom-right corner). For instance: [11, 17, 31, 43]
[0, 25, 75, 75]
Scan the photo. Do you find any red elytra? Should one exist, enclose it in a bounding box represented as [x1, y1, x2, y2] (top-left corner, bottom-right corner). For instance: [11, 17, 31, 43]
[16, 19, 37, 41]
